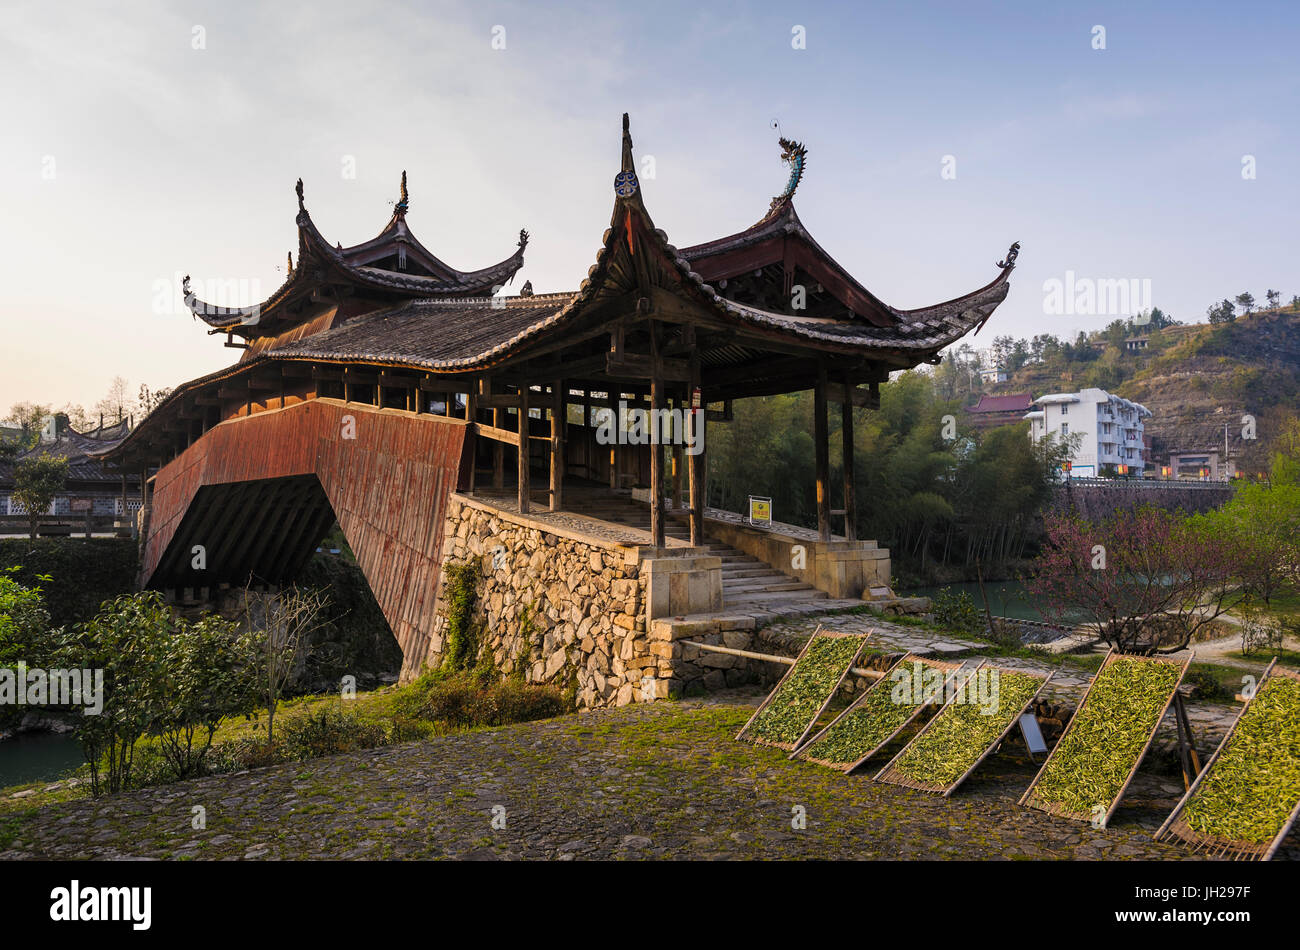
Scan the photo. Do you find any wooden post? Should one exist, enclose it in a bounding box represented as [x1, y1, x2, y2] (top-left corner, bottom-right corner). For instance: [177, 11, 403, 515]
[814, 364, 831, 542]
[550, 380, 564, 512]
[492, 406, 505, 491]
[672, 433, 683, 512]
[607, 390, 619, 490]
[688, 353, 704, 546]
[841, 371, 857, 541]
[650, 380, 665, 548]
[467, 381, 479, 492]
[518, 384, 531, 514]
[582, 389, 592, 479]
[648, 322, 665, 546]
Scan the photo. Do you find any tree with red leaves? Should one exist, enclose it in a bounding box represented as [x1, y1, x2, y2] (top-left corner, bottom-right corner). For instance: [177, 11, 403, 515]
[1027, 505, 1243, 655]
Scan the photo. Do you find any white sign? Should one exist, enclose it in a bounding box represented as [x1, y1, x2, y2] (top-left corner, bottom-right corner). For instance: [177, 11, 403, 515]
[1018, 713, 1048, 754]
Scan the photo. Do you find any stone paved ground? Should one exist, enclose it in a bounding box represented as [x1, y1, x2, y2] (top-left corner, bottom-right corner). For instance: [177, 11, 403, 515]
[6, 692, 1293, 861]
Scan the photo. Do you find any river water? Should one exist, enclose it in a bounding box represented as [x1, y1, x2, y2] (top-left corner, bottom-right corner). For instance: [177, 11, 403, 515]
[903, 579, 1088, 625]
[0, 732, 84, 787]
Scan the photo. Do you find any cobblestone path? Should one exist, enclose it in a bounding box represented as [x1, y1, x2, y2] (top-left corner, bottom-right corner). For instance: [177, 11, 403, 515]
[1, 695, 1257, 861]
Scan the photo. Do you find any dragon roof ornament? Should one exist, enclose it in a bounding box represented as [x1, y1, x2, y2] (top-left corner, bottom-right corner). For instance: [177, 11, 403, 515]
[395, 170, 409, 215]
[768, 137, 807, 213]
[997, 241, 1020, 270]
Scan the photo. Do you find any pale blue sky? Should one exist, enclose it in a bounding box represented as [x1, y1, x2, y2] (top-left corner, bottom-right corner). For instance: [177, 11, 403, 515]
[2, 0, 1296, 412]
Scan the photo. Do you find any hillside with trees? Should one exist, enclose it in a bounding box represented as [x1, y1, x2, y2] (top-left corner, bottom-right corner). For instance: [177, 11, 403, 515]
[961, 299, 1300, 470]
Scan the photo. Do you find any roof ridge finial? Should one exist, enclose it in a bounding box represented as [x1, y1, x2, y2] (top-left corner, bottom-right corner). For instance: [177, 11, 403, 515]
[614, 113, 640, 199]
[296, 178, 305, 212]
[621, 113, 634, 172]
[997, 241, 1020, 270]
[768, 137, 807, 213]
[287, 252, 294, 276]
[395, 170, 409, 214]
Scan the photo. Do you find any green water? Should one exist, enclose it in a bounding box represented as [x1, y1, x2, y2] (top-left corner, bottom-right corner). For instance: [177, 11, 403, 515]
[0, 732, 84, 787]
[903, 579, 1082, 624]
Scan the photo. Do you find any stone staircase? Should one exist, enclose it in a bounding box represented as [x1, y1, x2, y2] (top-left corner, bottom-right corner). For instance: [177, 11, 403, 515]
[562, 492, 832, 611]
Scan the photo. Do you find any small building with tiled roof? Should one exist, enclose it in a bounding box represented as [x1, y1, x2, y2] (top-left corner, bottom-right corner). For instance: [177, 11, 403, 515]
[0, 419, 139, 532]
[964, 392, 1035, 429]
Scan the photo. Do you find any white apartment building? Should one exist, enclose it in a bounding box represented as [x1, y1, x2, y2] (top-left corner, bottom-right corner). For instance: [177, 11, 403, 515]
[1024, 388, 1151, 477]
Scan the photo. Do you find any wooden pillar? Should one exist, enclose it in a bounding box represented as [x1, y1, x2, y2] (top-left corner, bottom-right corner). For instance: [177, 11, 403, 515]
[466, 381, 479, 492]
[582, 389, 592, 479]
[518, 385, 531, 514]
[550, 380, 564, 512]
[492, 406, 505, 491]
[672, 433, 683, 511]
[814, 364, 831, 542]
[607, 390, 618, 490]
[688, 354, 704, 546]
[842, 372, 857, 541]
[650, 376, 665, 547]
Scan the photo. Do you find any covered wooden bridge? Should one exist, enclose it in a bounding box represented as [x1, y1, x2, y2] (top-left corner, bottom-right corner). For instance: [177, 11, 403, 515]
[100, 116, 1016, 677]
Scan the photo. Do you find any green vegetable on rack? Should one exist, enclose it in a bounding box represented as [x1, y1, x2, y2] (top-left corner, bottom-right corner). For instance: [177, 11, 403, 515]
[1180, 675, 1300, 845]
[1029, 656, 1182, 815]
[890, 669, 1042, 788]
[745, 634, 865, 746]
[802, 663, 936, 765]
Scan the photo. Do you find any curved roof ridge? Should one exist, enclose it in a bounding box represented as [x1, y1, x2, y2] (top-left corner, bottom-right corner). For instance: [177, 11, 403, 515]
[183, 176, 528, 331]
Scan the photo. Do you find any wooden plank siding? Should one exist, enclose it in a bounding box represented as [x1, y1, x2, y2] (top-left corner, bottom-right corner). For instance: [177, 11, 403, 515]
[143, 398, 469, 677]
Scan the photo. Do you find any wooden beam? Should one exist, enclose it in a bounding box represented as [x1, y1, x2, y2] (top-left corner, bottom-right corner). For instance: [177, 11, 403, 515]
[814, 364, 831, 542]
[827, 382, 875, 409]
[607, 351, 691, 382]
[476, 423, 519, 446]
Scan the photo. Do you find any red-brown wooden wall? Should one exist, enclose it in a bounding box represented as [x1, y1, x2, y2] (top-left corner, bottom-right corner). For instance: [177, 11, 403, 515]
[144, 399, 469, 677]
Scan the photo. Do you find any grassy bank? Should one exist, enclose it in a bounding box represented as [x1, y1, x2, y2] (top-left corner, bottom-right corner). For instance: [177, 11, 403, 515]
[1, 668, 571, 815]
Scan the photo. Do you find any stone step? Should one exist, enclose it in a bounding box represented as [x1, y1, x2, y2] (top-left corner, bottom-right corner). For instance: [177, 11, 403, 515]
[720, 566, 778, 579]
[725, 589, 830, 605]
[723, 579, 816, 594]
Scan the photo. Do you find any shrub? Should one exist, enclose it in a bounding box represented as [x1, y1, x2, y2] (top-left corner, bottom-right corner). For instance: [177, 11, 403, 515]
[395, 670, 569, 729]
[0, 569, 52, 666]
[0, 539, 138, 629]
[152, 614, 259, 780]
[205, 735, 288, 773]
[47, 592, 259, 795]
[238, 586, 331, 744]
[1241, 613, 1285, 657]
[47, 591, 177, 796]
[930, 589, 983, 637]
[278, 705, 387, 760]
